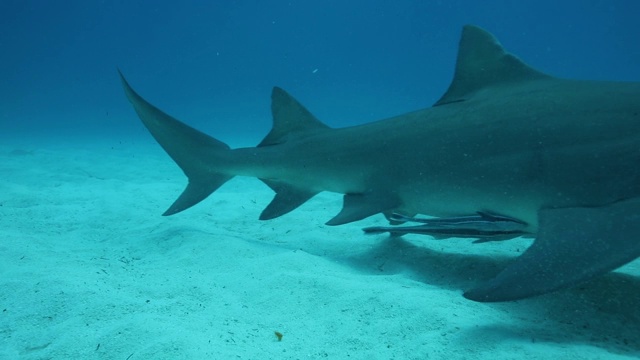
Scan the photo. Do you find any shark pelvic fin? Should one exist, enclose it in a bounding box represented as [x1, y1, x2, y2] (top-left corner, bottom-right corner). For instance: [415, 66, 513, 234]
[327, 192, 401, 226]
[119, 70, 233, 216]
[259, 180, 319, 220]
[259, 87, 331, 147]
[434, 25, 550, 106]
[464, 198, 640, 302]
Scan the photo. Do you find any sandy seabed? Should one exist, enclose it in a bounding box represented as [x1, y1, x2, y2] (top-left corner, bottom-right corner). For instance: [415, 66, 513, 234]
[1, 136, 639, 360]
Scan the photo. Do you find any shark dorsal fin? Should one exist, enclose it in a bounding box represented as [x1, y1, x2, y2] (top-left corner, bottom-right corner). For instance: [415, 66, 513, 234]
[434, 25, 550, 106]
[259, 87, 330, 147]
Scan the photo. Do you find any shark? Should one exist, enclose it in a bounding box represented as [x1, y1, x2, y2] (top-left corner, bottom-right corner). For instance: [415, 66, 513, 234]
[120, 25, 640, 302]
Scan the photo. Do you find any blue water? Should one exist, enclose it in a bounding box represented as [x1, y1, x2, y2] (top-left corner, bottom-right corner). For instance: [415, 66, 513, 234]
[2, 2, 640, 358]
[1, 0, 639, 142]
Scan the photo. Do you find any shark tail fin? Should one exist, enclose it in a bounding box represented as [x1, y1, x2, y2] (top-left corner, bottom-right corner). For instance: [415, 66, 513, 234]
[119, 70, 233, 216]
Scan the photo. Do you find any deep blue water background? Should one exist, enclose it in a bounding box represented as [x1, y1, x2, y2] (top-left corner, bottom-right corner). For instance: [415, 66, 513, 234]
[1, 0, 639, 143]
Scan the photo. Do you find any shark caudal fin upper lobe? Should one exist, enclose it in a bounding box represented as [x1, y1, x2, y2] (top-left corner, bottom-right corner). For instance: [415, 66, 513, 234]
[119, 70, 232, 215]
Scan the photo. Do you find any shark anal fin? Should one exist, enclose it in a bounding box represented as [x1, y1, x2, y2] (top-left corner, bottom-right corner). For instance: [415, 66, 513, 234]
[327, 192, 401, 226]
[465, 198, 640, 302]
[259, 180, 318, 220]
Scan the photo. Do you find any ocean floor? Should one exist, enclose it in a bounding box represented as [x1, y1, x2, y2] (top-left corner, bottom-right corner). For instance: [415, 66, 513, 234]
[1, 136, 639, 359]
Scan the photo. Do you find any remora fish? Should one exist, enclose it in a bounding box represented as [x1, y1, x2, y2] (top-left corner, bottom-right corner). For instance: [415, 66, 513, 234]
[120, 25, 640, 302]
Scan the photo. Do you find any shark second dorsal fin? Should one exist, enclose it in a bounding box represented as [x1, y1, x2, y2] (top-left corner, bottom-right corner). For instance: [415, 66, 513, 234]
[434, 25, 550, 106]
[259, 87, 331, 147]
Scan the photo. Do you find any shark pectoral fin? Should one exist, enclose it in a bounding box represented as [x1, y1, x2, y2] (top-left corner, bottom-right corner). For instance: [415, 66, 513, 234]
[259, 180, 318, 220]
[326, 192, 401, 226]
[464, 198, 640, 302]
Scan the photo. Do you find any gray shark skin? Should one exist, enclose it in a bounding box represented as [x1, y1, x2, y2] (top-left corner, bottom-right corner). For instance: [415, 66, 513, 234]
[120, 25, 640, 302]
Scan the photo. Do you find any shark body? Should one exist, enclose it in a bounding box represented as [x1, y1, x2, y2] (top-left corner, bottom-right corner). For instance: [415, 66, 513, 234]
[121, 25, 640, 302]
